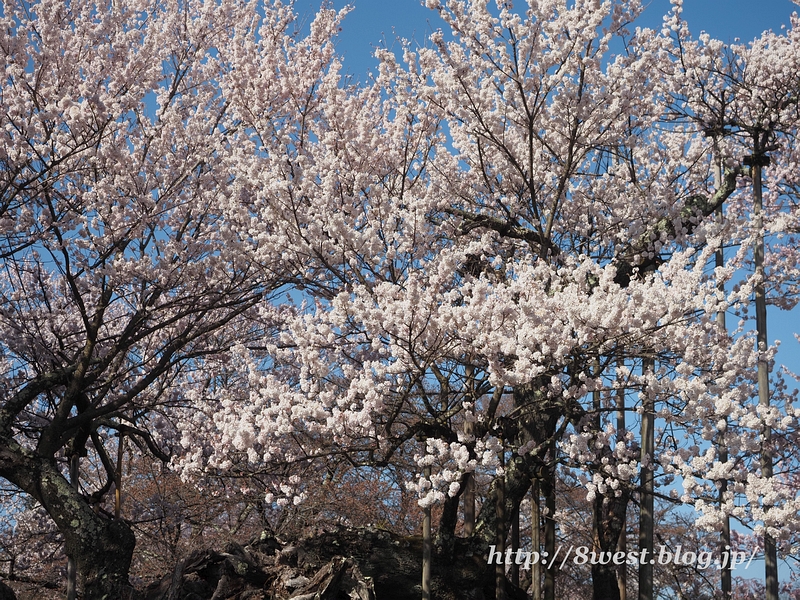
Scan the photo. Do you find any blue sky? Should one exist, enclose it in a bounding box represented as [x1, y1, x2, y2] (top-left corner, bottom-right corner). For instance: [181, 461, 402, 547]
[305, 0, 800, 80]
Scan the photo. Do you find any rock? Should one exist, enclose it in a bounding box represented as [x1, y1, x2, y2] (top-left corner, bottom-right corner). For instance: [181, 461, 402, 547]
[145, 544, 272, 600]
[145, 526, 526, 600]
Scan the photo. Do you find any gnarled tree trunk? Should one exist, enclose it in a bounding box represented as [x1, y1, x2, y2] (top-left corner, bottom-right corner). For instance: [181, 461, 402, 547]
[0, 440, 138, 599]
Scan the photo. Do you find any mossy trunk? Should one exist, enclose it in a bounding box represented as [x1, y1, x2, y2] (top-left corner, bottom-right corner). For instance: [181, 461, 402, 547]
[0, 440, 137, 599]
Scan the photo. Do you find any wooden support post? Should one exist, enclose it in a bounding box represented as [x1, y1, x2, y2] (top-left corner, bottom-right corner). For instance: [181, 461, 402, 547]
[638, 357, 654, 600]
[115, 433, 125, 520]
[616, 364, 627, 600]
[496, 440, 506, 600]
[543, 440, 556, 600]
[511, 504, 520, 588]
[66, 454, 79, 600]
[423, 464, 432, 600]
[746, 146, 779, 600]
[713, 143, 732, 600]
[531, 479, 542, 600]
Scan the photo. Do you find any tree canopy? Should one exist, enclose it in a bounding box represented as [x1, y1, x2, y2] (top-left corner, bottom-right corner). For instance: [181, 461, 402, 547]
[2, 0, 800, 598]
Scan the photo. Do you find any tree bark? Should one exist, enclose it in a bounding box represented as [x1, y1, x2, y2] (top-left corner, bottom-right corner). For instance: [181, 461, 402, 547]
[496, 446, 506, 600]
[471, 379, 568, 599]
[463, 471, 476, 535]
[591, 490, 628, 600]
[474, 380, 562, 549]
[435, 477, 463, 559]
[0, 440, 138, 599]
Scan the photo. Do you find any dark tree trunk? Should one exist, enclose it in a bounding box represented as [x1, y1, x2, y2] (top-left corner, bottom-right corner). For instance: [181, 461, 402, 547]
[435, 472, 468, 560]
[591, 491, 628, 600]
[472, 378, 568, 599]
[0, 439, 138, 599]
[495, 447, 506, 600]
[67, 454, 79, 600]
[473, 452, 535, 548]
[591, 371, 630, 600]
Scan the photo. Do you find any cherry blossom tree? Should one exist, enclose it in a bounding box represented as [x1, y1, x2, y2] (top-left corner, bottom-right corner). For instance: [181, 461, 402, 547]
[4, 0, 800, 598]
[638, 6, 800, 600]
[0, 0, 348, 596]
[182, 1, 800, 599]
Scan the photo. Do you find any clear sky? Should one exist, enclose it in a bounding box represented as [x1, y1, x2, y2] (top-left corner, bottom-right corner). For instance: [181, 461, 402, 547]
[306, 0, 800, 80]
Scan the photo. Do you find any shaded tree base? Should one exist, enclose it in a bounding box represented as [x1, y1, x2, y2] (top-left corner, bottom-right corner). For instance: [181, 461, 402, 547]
[145, 526, 528, 600]
[0, 581, 16, 600]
